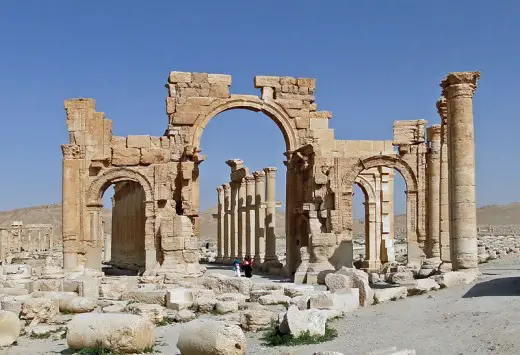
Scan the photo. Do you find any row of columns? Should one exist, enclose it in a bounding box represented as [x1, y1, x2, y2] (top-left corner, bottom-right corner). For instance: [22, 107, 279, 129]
[427, 72, 480, 270]
[215, 161, 281, 269]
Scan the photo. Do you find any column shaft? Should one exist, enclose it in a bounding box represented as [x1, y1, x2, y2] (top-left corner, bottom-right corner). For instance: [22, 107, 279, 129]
[230, 181, 239, 258]
[263, 167, 279, 265]
[427, 125, 442, 258]
[223, 184, 231, 260]
[437, 97, 451, 264]
[245, 176, 255, 258]
[216, 186, 224, 262]
[441, 72, 480, 270]
[238, 180, 247, 257]
[253, 171, 266, 265]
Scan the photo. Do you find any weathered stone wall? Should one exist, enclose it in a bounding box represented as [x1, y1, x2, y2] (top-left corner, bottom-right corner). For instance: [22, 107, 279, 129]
[111, 182, 146, 271]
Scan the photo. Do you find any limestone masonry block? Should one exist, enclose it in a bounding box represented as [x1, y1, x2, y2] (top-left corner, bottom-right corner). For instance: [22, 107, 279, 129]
[208, 74, 232, 86]
[166, 97, 176, 114]
[254, 76, 280, 88]
[169, 71, 192, 83]
[297, 78, 316, 88]
[127, 135, 151, 148]
[275, 99, 303, 109]
[112, 147, 140, 166]
[140, 148, 170, 165]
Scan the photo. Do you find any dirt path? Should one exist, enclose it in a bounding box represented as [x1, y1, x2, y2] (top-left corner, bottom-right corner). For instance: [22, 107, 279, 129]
[5, 256, 520, 354]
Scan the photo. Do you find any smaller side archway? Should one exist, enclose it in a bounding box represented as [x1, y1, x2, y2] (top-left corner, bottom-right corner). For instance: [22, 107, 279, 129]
[342, 155, 422, 267]
[354, 175, 380, 269]
[84, 167, 156, 272]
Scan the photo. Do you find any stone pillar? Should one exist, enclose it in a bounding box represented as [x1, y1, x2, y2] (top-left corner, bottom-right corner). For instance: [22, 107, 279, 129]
[245, 175, 256, 258]
[427, 125, 442, 259]
[441, 71, 480, 270]
[61, 154, 81, 270]
[253, 171, 266, 266]
[216, 186, 224, 262]
[437, 96, 451, 268]
[263, 167, 281, 268]
[0, 229, 7, 261]
[238, 179, 247, 257]
[229, 181, 239, 258]
[223, 184, 231, 261]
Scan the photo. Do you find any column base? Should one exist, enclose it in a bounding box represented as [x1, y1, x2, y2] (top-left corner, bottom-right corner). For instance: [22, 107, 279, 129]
[253, 255, 264, 269]
[439, 262, 453, 273]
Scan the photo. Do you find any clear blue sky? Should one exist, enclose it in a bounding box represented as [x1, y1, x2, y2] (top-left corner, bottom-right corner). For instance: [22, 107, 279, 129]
[0, 1, 518, 218]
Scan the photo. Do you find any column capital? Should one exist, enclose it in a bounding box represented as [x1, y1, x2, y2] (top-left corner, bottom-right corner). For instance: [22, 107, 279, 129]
[252, 170, 266, 180]
[436, 96, 448, 124]
[440, 71, 480, 99]
[263, 167, 277, 177]
[222, 184, 230, 194]
[216, 185, 224, 193]
[244, 175, 255, 186]
[225, 159, 244, 172]
[427, 125, 442, 142]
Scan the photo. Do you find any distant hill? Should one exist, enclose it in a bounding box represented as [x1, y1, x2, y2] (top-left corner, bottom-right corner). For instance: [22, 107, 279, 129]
[2, 202, 520, 238]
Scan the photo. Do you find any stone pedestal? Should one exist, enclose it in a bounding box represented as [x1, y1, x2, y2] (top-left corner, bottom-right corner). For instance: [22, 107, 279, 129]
[441, 71, 480, 270]
[253, 171, 266, 266]
[427, 125, 441, 259]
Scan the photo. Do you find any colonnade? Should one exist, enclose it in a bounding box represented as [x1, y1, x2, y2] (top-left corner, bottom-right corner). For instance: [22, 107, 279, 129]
[426, 72, 480, 270]
[215, 160, 281, 270]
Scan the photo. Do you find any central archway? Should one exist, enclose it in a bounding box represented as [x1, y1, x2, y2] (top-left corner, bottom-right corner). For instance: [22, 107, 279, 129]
[190, 96, 299, 152]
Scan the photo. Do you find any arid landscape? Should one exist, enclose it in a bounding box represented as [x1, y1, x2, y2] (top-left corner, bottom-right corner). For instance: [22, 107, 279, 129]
[2, 202, 520, 240]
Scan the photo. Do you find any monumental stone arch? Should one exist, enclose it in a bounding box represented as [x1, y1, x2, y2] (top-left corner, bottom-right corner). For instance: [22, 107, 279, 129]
[61, 70, 481, 283]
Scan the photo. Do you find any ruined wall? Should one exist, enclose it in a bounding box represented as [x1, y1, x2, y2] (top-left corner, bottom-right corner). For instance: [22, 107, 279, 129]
[0, 222, 57, 264]
[111, 182, 146, 270]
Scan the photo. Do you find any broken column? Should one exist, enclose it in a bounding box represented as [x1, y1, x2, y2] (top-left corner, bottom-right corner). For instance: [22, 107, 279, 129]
[245, 175, 256, 258]
[263, 167, 281, 269]
[427, 125, 442, 260]
[253, 171, 266, 266]
[441, 71, 480, 270]
[223, 184, 231, 262]
[437, 96, 451, 269]
[216, 186, 224, 263]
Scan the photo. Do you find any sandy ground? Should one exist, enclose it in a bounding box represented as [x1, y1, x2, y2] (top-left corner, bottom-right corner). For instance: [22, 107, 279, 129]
[5, 256, 520, 355]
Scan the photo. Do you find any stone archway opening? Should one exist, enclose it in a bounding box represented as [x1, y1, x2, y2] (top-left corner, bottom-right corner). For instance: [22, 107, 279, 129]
[197, 109, 288, 268]
[100, 181, 147, 276]
[84, 167, 155, 275]
[344, 155, 420, 271]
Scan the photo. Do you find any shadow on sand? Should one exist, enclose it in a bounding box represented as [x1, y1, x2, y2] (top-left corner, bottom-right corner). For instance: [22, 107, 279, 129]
[462, 276, 520, 298]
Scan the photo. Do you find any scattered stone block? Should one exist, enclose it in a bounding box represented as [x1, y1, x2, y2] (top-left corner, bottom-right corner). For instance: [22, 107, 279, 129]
[21, 297, 59, 324]
[175, 309, 196, 323]
[434, 269, 480, 288]
[283, 284, 314, 297]
[406, 279, 440, 296]
[121, 289, 167, 306]
[177, 319, 246, 355]
[67, 313, 155, 353]
[374, 287, 408, 303]
[0, 310, 21, 346]
[279, 305, 328, 338]
[258, 293, 291, 306]
[240, 308, 273, 332]
[215, 300, 239, 314]
[125, 303, 164, 324]
[59, 296, 97, 313]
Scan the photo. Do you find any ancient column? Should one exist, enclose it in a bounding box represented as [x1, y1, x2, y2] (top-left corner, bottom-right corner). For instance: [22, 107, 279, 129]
[427, 125, 442, 259]
[216, 186, 224, 262]
[437, 96, 451, 268]
[223, 184, 231, 261]
[253, 171, 266, 266]
[238, 179, 247, 257]
[263, 167, 280, 267]
[229, 181, 239, 258]
[245, 175, 256, 258]
[441, 71, 480, 270]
